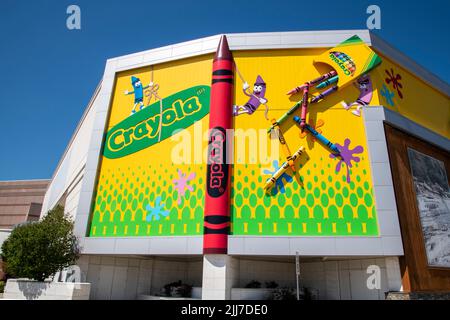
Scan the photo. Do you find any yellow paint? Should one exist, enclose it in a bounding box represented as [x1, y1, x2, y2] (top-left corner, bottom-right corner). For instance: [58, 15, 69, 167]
[302, 223, 307, 233]
[258, 223, 262, 233]
[124, 225, 128, 235]
[135, 225, 139, 234]
[114, 226, 117, 235]
[244, 223, 248, 233]
[273, 223, 277, 233]
[158, 224, 162, 234]
[347, 223, 352, 234]
[288, 223, 292, 233]
[102, 226, 107, 235]
[362, 223, 367, 234]
[147, 225, 151, 234]
[99, 212, 105, 222]
[371, 53, 449, 139]
[183, 224, 187, 233]
[170, 224, 174, 234]
[317, 223, 322, 233]
[332, 223, 336, 233]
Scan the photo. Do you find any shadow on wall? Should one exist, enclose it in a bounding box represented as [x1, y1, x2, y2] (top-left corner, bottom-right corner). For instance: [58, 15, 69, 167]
[17, 281, 49, 300]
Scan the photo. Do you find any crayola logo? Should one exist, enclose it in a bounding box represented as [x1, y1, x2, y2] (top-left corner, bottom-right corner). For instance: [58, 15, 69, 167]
[328, 51, 356, 76]
[104, 85, 210, 159]
[206, 127, 228, 197]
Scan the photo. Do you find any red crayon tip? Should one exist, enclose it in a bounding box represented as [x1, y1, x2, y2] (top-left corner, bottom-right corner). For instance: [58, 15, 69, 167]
[214, 35, 233, 61]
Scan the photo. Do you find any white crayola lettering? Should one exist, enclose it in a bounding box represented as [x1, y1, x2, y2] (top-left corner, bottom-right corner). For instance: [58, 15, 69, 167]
[329, 53, 352, 76]
[208, 129, 226, 189]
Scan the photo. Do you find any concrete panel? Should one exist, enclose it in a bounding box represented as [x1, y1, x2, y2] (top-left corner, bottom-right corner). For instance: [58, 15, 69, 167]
[335, 238, 383, 255]
[370, 162, 394, 186]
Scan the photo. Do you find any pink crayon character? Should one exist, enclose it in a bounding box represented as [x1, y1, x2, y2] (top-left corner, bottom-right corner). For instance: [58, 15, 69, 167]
[233, 75, 268, 116]
[341, 74, 373, 117]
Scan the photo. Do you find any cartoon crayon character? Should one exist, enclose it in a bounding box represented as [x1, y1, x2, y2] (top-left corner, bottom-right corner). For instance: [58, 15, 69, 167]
[270, 118, 296, 173]
[287, 70, 337, 95]
[124, 76, 150, 115]
[316, 75, 339, 89]
[266, 99, 302, 134]
[341, 74, 373, 117]
[294, 117, 340, 155]
[233, 75, 268, 116]
[310, 85, 338, 104]
[264, 146, 305, 191]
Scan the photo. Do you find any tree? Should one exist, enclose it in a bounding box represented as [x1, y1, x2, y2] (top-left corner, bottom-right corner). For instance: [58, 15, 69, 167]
[1, 205, 80, 282]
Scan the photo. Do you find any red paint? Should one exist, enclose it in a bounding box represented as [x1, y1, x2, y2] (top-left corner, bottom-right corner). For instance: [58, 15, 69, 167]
[203, 35, 234, 254]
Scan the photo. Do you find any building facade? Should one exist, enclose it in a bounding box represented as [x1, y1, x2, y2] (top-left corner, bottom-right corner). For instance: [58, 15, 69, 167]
[0, 179, 49, 280]
[39, 30, 450, 299]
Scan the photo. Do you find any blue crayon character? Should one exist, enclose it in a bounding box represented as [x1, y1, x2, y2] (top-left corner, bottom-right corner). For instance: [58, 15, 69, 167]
[293, 116, 340, 155]
[124, 76, 150, 114]
[233, 75, 268, 116]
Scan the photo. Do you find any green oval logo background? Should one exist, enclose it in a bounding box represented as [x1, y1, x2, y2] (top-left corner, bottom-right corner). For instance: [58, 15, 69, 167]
[104, 85, 210, 159]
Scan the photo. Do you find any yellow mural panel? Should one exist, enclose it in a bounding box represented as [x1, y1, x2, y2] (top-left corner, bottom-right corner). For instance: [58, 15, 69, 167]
[88, 36, 450, 237]
[371, 53, 450, 138]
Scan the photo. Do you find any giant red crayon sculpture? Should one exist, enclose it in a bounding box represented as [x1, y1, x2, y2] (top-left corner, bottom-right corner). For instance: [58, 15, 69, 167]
[203, 35, 234, 254]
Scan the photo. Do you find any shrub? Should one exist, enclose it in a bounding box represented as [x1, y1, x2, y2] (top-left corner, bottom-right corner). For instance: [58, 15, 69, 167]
[271, 287, 297, 300]
[162, 280, 192, 297]
[265, 281, 279, 289]
[245, 280, 261, 288]
[0, 280, 4, 293]
[1, 205, 80, 282]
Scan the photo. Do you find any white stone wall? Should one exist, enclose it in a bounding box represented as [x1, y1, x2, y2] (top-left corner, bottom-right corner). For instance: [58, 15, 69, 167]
[236, 257, 396, 300]
[238, 259, 296, 288]
[78, 255, 203, 300]
[77, 255, 399, 300]
[64, 174, 84, 222]
[4, 279, 90, 300]
[0, 229, 10, 253]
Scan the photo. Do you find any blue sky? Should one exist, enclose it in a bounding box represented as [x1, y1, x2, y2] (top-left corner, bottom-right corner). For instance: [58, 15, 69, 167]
[0, 0, 449, 180]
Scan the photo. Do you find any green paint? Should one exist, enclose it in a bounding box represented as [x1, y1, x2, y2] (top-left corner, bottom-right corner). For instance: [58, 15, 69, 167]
[104, 85, 211, 159]
[364, 193, 373, 206]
